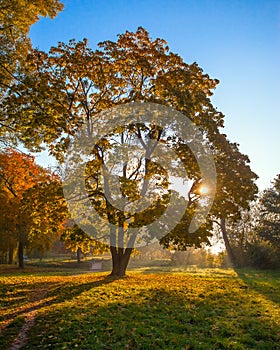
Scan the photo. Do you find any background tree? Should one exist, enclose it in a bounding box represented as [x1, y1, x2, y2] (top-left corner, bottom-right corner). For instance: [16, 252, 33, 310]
[209, 139, 258, 264]
[61, 224, 108, 263]
[257, 174, 280, 248]
[213, 175, 280, 269]
[20, 177, 68, 260]
[214, 203, 260, 267]
[0, 188, 17, 263]
[247, 174, 280, 268]
[0, 148, 65, 267]
[3, 28, 258, 275]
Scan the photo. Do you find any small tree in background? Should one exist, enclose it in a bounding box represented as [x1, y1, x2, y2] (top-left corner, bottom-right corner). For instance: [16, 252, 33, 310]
[61, 224, 108, 263]
[257, 174, 280, 248]
[215, 175, 280, 269]
[250, 174, 280, 268]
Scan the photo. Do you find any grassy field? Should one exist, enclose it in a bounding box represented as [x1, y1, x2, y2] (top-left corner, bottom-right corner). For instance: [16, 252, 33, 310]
[0, 265, 279, 349]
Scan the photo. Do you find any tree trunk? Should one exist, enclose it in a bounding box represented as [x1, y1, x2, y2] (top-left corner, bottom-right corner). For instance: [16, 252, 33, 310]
[220, 218, 235, 265]
[110, 246, 133, 277]
[1, 252, 8, 264]
[77, 247, 82, 263]
[18, 241, 24, 269]
[8, 246, 14, 264]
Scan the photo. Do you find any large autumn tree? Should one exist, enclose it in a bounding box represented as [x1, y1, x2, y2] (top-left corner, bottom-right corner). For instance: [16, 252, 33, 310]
[4, 28, 258, 275]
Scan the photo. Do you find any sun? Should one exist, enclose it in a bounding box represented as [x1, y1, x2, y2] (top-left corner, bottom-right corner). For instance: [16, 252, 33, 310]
[199, 186, 209, 195]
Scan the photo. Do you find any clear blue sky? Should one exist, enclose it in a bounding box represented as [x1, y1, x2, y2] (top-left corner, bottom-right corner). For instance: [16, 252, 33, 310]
[29, 0, 280, 190]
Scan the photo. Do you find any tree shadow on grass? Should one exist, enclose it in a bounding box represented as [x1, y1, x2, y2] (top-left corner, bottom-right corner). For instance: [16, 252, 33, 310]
[21, 283, 280, 350]
[234, 268, 280, 306]
[0, 273, 119, 349]
[0, 274, 115, 325]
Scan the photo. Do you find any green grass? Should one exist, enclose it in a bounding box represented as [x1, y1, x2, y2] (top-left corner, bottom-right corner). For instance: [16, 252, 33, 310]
[0, 266, 279, 349]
